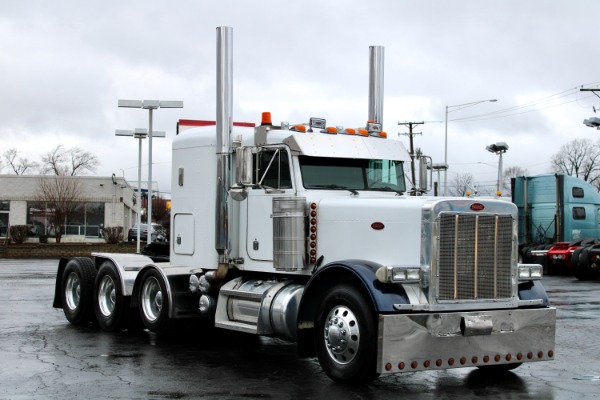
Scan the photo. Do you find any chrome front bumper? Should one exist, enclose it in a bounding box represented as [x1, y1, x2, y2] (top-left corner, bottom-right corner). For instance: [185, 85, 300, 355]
[377, 307, 556, 373]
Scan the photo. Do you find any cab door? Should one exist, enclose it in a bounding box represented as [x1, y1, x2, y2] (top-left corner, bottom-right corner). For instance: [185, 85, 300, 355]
[246, 147, 295, 261]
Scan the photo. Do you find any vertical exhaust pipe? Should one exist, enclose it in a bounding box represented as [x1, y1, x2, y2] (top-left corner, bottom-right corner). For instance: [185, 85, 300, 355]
[368, 46, 384, 125]
[215, 26, 233, 267]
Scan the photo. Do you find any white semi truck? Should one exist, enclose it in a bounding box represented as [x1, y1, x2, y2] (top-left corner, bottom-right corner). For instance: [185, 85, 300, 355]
[53, 26, 555, 383]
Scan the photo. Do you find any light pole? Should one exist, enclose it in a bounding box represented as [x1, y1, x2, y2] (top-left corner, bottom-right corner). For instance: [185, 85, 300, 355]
[444, 98, 497, 195]
[115, 128, 149, 253]
[431, 163, 448, 196]
[118, 100, 182, 244]
[486, 142, 509, 195]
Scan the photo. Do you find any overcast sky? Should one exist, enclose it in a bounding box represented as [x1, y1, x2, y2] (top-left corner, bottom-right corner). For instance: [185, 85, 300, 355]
[1, 0, 599, 195]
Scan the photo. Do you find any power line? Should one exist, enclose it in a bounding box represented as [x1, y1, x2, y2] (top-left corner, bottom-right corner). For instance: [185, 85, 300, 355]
[424, 82, 600, 124]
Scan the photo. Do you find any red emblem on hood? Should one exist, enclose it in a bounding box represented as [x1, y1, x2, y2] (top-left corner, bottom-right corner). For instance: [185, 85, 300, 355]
[470, 203, 485, 211]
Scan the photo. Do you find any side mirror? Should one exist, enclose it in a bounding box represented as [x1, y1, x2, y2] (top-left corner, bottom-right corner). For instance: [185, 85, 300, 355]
[231, 147, 253, 201]
[235, 147, 253, 186]
[419, 157, 428, 192]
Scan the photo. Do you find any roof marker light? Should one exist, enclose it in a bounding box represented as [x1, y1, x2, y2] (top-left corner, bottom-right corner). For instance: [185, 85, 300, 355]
[291, 125, 307, 132]
[261, 112, 272, 125]
[358, 129, 369, 136]
[322, 126, 338, 134]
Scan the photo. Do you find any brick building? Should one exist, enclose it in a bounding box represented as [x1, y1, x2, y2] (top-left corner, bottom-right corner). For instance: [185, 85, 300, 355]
[0, 174, 136, 242]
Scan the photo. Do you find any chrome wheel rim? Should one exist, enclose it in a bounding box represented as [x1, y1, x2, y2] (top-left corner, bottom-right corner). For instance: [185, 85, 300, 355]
[65, 272, 81, 311]
[98, 275, 116, 317]
[141, 276, 162, 322]
[323, 305, 360, 365]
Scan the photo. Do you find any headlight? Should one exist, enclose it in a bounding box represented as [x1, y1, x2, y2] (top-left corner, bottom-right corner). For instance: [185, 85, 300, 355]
[518, 264, 543, 281]
[376, 266, 421, 284]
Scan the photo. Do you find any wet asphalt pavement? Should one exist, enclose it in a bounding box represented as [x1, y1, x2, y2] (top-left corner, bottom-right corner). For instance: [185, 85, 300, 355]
[1, 259, 599, 400]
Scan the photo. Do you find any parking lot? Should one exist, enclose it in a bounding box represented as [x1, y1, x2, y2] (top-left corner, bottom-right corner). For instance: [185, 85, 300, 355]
[1, 258, 599, 399]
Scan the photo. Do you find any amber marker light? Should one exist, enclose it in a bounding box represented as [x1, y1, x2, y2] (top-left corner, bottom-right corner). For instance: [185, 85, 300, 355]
[358, 129, 368, 136]
[261, 111, 272, 125]
[293, 125, 307, 132]
[345, 128, 356, 135]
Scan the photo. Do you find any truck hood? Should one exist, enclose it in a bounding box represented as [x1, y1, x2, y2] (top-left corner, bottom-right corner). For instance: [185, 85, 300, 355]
[315, 196, 423, 267]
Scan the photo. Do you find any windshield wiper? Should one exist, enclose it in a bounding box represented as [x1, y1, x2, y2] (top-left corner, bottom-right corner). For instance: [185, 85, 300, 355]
[311, 184, 358, 195]
[369, 186, 404, 195]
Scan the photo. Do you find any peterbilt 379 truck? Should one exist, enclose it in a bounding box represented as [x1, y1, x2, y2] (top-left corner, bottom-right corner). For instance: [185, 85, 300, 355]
[53, 27, 555, 383]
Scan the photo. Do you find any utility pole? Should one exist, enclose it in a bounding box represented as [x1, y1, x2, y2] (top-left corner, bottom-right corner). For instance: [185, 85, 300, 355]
[399, 121, 424, 195]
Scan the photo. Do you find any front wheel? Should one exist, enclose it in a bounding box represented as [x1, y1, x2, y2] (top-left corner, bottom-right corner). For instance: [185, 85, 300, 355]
[314, 284, 379, 383]
[139, 269, 171, 332]
[61, 257, 96, 326]
[478, 363, 522, 372]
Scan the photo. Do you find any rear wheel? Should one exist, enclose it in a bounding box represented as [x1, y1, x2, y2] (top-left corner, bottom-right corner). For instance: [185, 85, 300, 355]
[573, 247, 592, 280]
[61, 257, 96, 326]
[314, 284, 379, 383]
[139, 269, 171, 332]
[94, 261, 133, 332]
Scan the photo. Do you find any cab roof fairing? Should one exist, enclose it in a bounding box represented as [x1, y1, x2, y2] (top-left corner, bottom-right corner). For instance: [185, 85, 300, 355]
[282, 131, 411, 161]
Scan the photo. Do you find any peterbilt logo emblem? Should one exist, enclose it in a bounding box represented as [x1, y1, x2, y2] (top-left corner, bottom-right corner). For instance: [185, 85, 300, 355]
[371, 222, 385, 230]
[470, 203, 485, 211]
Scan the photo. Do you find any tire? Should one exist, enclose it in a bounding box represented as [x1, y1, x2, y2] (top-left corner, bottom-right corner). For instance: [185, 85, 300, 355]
[572, 247, 585, 279]
[94, 261, 132, 332]
[576, 247, 592, 280]
[314, 284, 379, 383]
[478, 363, 522, 372]
[61, 257, 96, 326]
[139, 269, 171, 332]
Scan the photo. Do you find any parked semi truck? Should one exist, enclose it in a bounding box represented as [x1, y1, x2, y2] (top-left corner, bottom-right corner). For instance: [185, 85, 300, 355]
[52, 27, 555, 383]
[513, 174, 600, 278]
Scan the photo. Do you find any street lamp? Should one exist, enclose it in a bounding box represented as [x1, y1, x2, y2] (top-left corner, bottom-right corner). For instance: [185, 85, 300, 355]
[430, 163, 448, 196]
[444, 98, 497, 195]
[115, 128, 152, 253]
[118, 100, 183, 244]
[486, 141, 509, 195]
[583, 117, 600, 129]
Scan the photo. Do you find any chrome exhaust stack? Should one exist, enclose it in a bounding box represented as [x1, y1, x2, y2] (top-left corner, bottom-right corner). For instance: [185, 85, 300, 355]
[368, 46, 385, 125]
[215, 26, 233, 269]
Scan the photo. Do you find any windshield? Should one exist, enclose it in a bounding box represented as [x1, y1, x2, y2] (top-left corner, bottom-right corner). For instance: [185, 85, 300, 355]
[299, 156, 406, 193]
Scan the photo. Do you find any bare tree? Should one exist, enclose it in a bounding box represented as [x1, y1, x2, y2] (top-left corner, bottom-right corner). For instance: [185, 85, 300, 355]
[503, 165, 529, 194]
[551, 138, 600, 186]
[449, 172, 476, 197]
[40, 145, 99, 176]
[3, 148, 39, 175]
[35, 176, 83, 243]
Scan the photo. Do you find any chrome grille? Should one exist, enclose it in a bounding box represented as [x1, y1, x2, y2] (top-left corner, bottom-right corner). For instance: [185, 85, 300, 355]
[437, 213, 512, 301]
